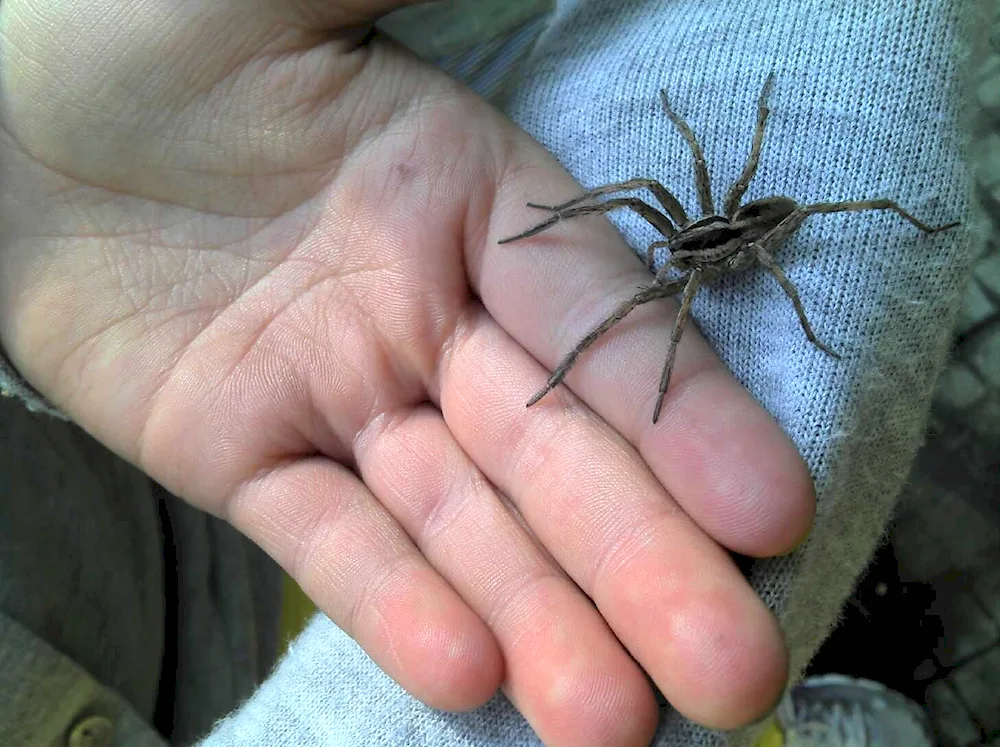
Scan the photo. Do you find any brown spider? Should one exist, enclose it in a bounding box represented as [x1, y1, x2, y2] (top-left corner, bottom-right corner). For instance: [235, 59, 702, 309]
[498, 74, 960, 423]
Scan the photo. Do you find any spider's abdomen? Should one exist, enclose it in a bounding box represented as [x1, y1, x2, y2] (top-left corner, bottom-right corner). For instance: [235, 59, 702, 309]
[732, 197, 798, 241]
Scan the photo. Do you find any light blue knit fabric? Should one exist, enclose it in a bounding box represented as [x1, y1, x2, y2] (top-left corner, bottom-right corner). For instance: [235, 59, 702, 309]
[200, 1, 977, 746]
[500, 8, 973, 744]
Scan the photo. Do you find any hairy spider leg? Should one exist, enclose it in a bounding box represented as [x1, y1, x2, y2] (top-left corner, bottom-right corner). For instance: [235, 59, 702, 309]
[751, 244, 840, 358]
[760, 199, 960, 251]
[659, 89, 715, 216]
[747, 197, 960, 359]
[525, 276, 689, 408]
[798, 200, 960, 234]
[524, 178, 691, 229]
[497, 197, 677, 244]
[722, 73, 775, 218]
[645, 239, 673, 272]
[652, 268, 704, 423]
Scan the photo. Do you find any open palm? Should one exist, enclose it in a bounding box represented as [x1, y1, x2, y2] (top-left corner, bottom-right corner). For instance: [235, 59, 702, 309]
[0, 1, 815, 743]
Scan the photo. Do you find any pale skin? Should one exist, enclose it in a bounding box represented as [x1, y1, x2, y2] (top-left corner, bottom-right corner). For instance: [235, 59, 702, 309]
[0, 1, 816, 744]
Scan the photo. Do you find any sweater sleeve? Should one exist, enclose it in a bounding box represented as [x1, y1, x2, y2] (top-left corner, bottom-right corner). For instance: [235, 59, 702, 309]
[0, 352, 65, 419]
[197, 614, 547, 747]
[499, 1, 977, 745]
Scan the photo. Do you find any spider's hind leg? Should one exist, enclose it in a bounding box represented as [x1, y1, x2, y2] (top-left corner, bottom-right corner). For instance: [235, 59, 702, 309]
[751, 243, 840, 358]
[797, 199, 960, 234]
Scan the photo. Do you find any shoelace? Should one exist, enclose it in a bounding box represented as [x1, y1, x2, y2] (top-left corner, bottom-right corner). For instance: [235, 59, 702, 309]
[779, 693, 881, 747]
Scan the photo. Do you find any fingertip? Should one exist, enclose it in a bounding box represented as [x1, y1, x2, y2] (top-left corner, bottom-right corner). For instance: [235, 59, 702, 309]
[407, 609, 505, 712]
[657, 585, 788, 730]
[772, 455, 816, 555]
[726, 411, 817, 558]
[511, 655, 659, 747]
[497, 586, 659, 747]
[652, 367, 817, 557]
[738, 406, 817, 558]
[418, 616, 505, 712]
[358, 572, 504, 712]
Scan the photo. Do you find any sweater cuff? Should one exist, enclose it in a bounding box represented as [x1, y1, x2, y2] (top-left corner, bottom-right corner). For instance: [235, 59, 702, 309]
[0, 351, 66, 420]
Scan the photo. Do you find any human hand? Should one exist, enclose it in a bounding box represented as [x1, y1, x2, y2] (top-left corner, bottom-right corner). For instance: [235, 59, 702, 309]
[0, 1, 814, 743]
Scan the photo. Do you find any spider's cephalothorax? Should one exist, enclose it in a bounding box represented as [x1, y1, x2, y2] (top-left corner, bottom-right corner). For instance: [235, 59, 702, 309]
[498, 74, 960, 423]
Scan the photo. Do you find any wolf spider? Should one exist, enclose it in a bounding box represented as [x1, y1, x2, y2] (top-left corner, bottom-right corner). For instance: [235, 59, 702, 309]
[498, 75, 960, 423]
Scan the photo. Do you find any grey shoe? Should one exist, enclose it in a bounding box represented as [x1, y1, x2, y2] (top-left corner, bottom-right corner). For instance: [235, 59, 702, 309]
[775, 674, 935, 747]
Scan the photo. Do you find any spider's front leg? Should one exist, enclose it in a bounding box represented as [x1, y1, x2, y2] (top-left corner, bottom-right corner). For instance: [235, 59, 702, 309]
[525, 276, 689, 409]
[722, 73, 775, 218]
[645, 239, 673, 272]
[497, 179, 690, 244]
[659, 90, 715, 217]
[528, 178, 691, 228]
[498, 194, 680, 244]
[652, 268, 704, 423]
